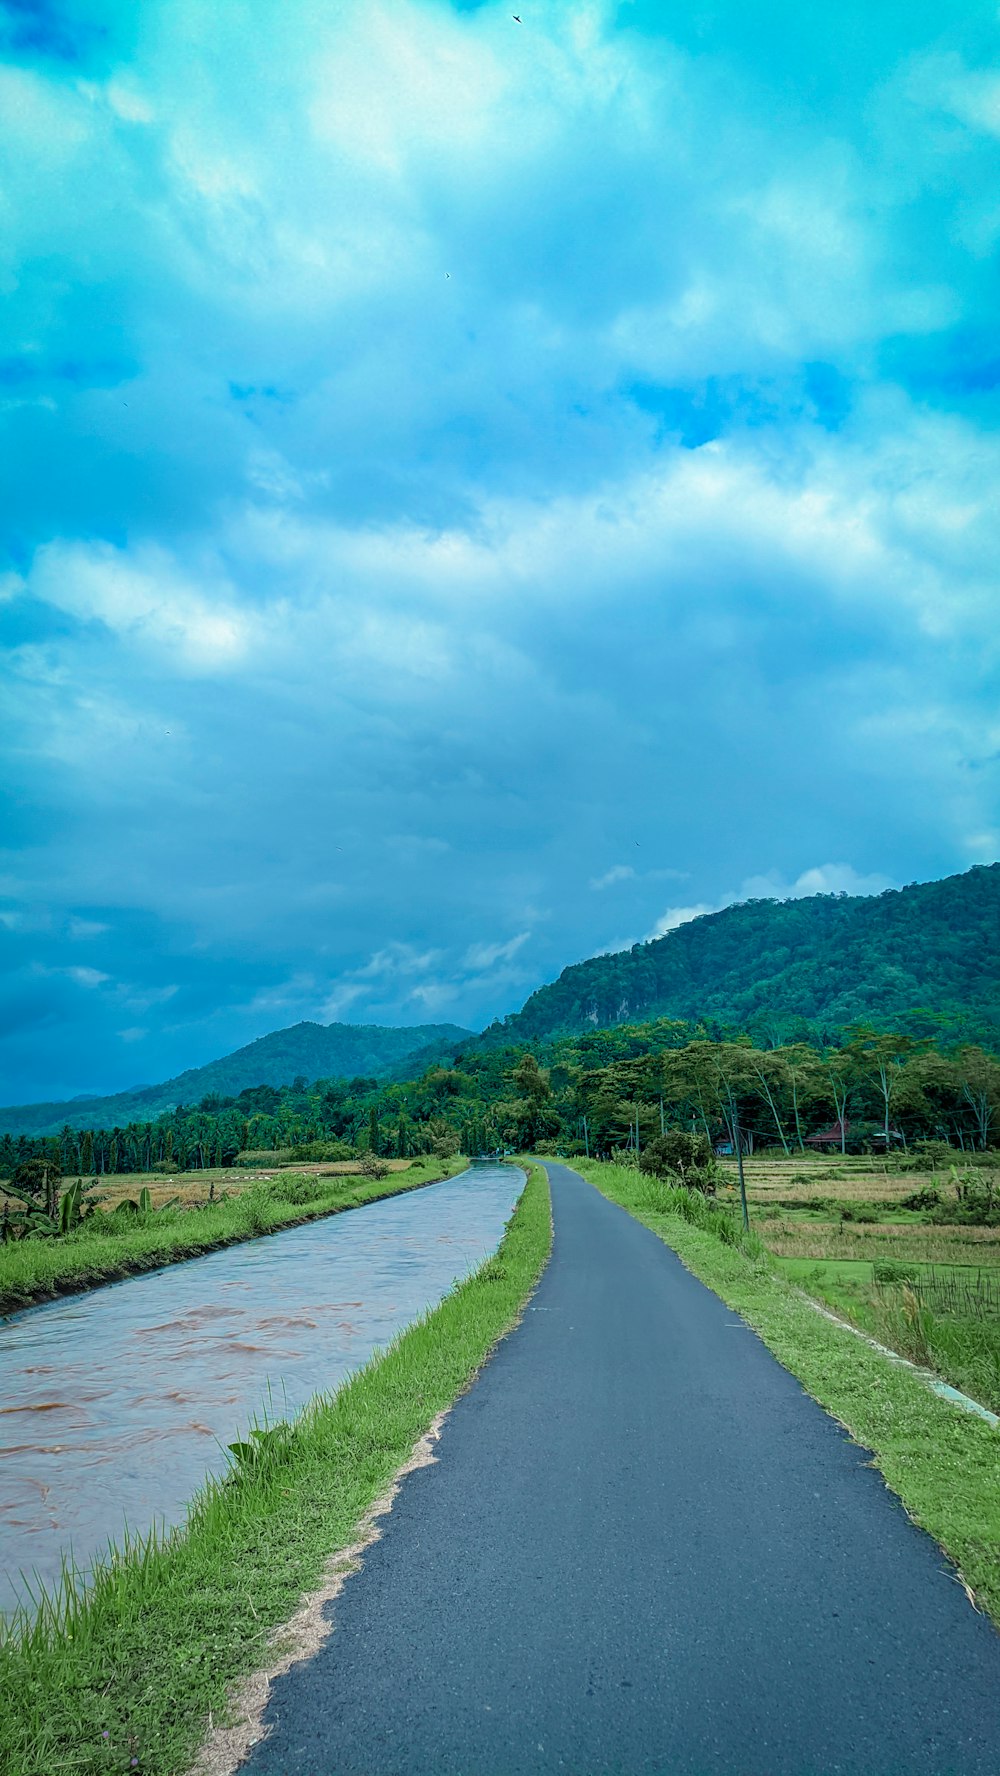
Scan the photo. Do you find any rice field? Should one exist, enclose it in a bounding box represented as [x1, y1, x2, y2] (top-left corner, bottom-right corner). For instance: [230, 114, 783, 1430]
[0, 1159, 411, 1216]
[728, 1151, 1000, 1412]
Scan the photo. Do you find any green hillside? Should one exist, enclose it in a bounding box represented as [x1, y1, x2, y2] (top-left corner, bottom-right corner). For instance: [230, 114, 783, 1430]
[488, 863, 1000, 1047]
[0, 1021, 472, 1138]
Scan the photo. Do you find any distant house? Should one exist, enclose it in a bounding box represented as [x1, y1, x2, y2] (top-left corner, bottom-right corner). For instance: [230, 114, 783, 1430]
[805, 1118, 904, 1151]
[805, 1118, 850, 1151]
[712, 1133, 753, 1157]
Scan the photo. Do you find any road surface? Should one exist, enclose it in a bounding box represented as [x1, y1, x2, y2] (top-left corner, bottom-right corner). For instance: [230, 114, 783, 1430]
[241, 1162, 1000, 1774]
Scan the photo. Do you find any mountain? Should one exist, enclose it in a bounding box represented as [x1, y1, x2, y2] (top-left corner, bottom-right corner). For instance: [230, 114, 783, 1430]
[486, 863, 1000, 1047]
[0, 1021, 473, 1137]
[5, 865, 998, 1141]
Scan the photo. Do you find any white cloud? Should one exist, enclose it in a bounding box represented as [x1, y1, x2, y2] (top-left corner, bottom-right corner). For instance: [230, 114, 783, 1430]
[56, 966, 111, 988]
[647, 902, 716, 937]
[67, 917, 110, 939]
[317, 983, 366, 1022]
[740, 864, 896, 900]
[463, 932, 531, 971]
[590, 864, 635, 891]
[27, 541, 253, 674]
[648, 863, 897, 939]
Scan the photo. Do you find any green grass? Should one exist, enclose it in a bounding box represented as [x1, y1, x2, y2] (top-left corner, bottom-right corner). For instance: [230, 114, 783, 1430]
[0, 1162, 552, 1776]
[775, 1256, 1000, 1416]
[573, 1159, 1000, 1626]
[0, 1156, 464, 1319]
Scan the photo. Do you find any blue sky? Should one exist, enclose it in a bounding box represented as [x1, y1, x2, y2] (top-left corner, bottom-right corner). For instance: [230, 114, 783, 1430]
[2, 0, 999, 1101]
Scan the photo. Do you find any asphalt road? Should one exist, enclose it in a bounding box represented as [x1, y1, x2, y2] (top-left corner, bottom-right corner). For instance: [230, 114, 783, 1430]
[241, 1163, 1000, 1775]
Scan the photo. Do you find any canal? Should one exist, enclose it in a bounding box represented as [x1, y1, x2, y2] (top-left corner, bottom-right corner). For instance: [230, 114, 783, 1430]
[0, 1163, 522, 1615]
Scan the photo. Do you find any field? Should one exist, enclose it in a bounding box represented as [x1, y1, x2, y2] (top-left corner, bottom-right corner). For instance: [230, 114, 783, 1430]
[0, 1158, 413, 1218]
[715, 1150, 1000, 1414]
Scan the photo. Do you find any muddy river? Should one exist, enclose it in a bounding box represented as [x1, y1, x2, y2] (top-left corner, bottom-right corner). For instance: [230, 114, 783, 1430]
[0, 1163, 522, 1615]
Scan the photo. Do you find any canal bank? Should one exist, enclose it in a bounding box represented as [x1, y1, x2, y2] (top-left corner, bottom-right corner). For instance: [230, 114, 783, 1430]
[0, 1163, 551, 1776]
[0, 1155, 464, 1319]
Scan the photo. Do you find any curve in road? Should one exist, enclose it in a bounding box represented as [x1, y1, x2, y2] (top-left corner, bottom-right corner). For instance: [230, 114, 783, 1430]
[239, 1162, 1000, 1775]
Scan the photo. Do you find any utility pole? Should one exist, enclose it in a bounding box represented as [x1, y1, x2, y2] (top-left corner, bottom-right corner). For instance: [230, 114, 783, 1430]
[635, 1107, 641, 1160]
[583, 1115, 589, 1159]
[733, 1107, 749, 1232]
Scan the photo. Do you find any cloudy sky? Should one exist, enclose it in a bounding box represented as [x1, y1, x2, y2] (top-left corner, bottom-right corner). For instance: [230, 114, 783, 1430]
[2, 0, 999, 1101]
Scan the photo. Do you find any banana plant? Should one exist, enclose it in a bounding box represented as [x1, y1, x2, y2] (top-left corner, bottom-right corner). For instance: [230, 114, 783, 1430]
[112, 1185, 180, 1216]
[58, 1177, 104, 1233]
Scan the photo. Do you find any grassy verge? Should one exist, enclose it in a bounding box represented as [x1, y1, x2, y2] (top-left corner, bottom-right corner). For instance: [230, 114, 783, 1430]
[573, 1159, 1000, 1625]
[776, 1255, 1000, 1416]
[0, 1155, 465, 1319]
[0, 1162, 551, 1776]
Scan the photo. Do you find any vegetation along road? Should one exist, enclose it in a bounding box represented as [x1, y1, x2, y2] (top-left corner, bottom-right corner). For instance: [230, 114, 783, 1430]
[242, 1162, 1000, 1776]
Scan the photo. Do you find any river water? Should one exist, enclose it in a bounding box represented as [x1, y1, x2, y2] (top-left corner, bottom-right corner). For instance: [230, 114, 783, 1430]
[0, 1164, 522, 1616]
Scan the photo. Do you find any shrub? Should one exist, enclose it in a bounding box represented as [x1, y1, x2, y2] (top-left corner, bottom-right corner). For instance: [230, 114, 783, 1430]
[900, 1186, 941, 1211]
[431, 1132, 460, 1159]
[639, 1131, 717, 1193]
[935, 1167, 1000, 1225]
[237, 1183, 273, 1235]
[288, 1140, 356, 1163]
[840, 1203, 879, 1223]
[271, 1176, 325, 1205]
[873, 1259, 922, 1286]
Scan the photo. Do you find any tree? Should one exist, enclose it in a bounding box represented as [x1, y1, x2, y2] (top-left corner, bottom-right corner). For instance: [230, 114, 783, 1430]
[954, 1047, 1000, 1149]
[781, 1045, 826, 1153]
[820, 1049, 853, 1153]
[512, 1053, 552, 1102]
[746, 1051, 792, 1153]
[843, 1027, 918, 1149]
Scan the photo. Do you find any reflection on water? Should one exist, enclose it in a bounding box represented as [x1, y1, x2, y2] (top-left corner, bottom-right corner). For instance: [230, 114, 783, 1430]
[0, 1164, 521, 1614]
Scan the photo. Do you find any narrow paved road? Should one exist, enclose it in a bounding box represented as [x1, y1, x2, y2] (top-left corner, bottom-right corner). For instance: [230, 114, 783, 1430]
[242, 1164, 1000, 1775]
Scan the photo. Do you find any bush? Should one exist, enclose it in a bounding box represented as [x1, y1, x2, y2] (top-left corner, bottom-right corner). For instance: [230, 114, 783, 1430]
[288, 1140, 356, 1163]
[840, 1203, 879, 1223]
[271, 1176, 325, 1205]
[900, 1187, 941, 1211]
[10, 1156, 62, 1202]
[639, 1131, 717, 1193]
[933, 1167, 1000, 1225]
[873, 1259, 922, 1286]
[431, 1132, 460, 1159]
[237, 1184, 274, 1235]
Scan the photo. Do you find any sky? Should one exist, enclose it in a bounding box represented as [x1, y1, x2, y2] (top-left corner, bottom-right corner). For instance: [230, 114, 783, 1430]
[2, 0, 999, 1102]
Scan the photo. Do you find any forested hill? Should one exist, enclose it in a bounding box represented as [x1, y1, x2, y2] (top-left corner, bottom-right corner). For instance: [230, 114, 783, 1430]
[0, 1020, 472, 1137]
[488, 864, 1000, 1048]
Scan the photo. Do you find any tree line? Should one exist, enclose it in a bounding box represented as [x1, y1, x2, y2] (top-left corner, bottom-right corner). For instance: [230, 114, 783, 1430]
[3, 1021, 999, 1187]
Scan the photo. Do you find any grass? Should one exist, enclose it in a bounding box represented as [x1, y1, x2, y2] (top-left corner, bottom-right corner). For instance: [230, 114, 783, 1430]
[0, 1162, 552, 1776]
[716, 1149, 1000, 1413]
[776, 1255, 1000, 1416]
[0, 1156, 465, 1319]
[573, 1158, 1000, 1627]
